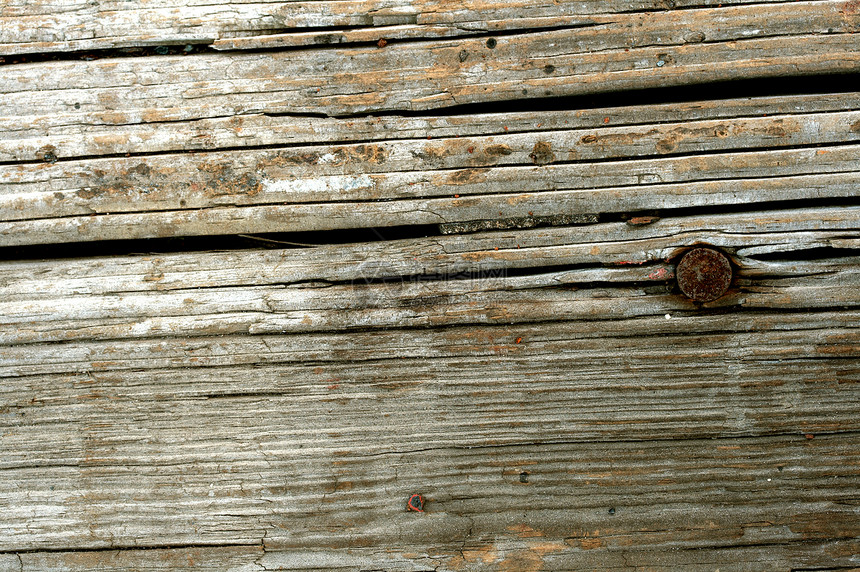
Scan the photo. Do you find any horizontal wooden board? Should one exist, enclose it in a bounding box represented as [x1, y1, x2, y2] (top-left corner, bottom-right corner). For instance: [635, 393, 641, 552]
[1, 206, 858, 343]
[4, 110, 860, 218]
[2, 92, 859, 245]
[2, 382, 858, 556]
[4, 539, 860, 571]
[2, 5, 859, 120]
[0, 0, 848, 55]
[4, 91, 858, 163]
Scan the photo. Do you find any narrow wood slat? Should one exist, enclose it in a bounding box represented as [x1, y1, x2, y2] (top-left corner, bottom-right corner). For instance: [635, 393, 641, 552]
[2, 89, 857, 245]
[4, 91, 856, 163]
[1, 307, 855, 378]
[6, 539, 859, 571]
[3, 170, 858, 246]
[3, 109, 859, 220]
[1, 206, 858, 345]
[0, 206, 855, 300]
[0, 0, 838, 55]
[2, 407, 858, 556]
[2, 6, 858, 121]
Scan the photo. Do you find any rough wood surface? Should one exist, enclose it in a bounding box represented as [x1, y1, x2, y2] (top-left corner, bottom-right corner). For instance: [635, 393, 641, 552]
[2, 204, 859, 568]
[1, 0, 854, 55]
[1, 2, 859, 116]
[2, 0, 859, 569]
[2, 93, 859, 245]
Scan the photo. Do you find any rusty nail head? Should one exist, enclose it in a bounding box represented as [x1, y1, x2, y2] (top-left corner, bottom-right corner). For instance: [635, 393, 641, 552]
[676, 247, 732, 302]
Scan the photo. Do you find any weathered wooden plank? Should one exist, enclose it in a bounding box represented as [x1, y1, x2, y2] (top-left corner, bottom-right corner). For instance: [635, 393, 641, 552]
[2, 11, 858, 123]
[1, 307, 856, 378]
[208, 0, 858, 50]
[4, 91, 857, 163]
[0, 0, 841, 55]
[1, 207, 858, 344]
[6, 539, 860, 571]
[3, 87, 857, 245]
[1, 206, 856, 301]
[6, 326, 858, 460]
[1, 423, 857, 557]
[3, 321, 858, 451]
[3, 169, 858, 246]
[3, 109, 859, 220]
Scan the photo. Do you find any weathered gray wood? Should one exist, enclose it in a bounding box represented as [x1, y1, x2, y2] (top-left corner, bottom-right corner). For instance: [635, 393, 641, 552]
[2, 1, 858, 567]
[9, 547, 264, 572]
[2, 414, 858, 557]
[4, 109, 859, 219]
[2, 97, 858, 245]
[4, 91, 857, 163]
[0, 206, 856, 301]
[1, 8, 858, 121]
[5, 539, 859, 571]
[0, 0, 845, 55]
[1, 206, 858, 344]
[2, 200, 856, 568]
[4, 168, 859, 246]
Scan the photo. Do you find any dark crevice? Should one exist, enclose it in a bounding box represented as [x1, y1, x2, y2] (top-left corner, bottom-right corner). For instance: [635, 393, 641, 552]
[748, 247, 860, 262]
[1, 195, 858, 263]
[603, 196, 860, 225]
[791, 567, 860, 571]
[335, 73, 860, 119]
[0, 43, 215, 66]
[682, 538, 860, 553]
[204, 391, 291, 400]
[350, 429, 860, 459]
[0, 543, 261, 556]
[0, 224, 439, 261]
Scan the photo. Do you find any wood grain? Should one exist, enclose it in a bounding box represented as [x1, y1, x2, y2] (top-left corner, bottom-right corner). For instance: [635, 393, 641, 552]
[1, 205, 858, 343]
[2, 4, 858, 119]
[2, 0, 859, 567]
[1, 0, 849, 55]
[2, 94, 858, 245]
[4, 91, 857, 163]
[1, 205, 858, 565]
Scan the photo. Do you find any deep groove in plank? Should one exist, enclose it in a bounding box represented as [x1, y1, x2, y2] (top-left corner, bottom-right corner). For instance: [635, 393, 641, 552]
[1, 197, 857, 262]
